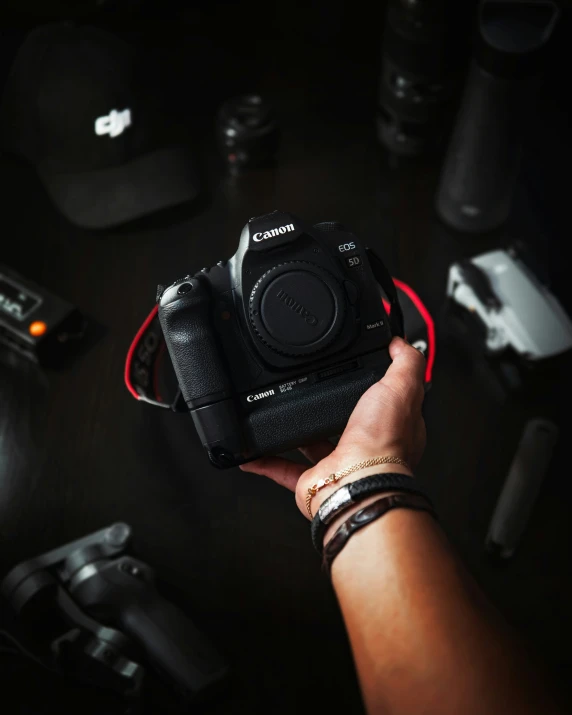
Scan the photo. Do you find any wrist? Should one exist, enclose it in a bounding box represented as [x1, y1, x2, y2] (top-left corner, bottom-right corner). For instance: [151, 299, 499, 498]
[336, 462, 414, 484]
[322, 490, 405, 547]
[306, 462, 414, 519]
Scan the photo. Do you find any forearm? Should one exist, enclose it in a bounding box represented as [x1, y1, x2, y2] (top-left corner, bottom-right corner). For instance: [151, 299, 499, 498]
[245, 339, 559, 712]
[330, 508, 558, 715]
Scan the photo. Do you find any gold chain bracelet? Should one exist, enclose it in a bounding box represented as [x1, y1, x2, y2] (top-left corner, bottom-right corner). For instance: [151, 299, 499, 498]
[305, 456, 410, 518]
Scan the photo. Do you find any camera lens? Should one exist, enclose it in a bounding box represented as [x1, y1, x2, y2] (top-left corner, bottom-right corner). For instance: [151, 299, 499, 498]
[249, 262, 345, 357]
[216, 94, 279, 173]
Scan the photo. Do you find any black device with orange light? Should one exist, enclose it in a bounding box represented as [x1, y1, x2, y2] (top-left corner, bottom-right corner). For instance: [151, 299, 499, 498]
[0, 265, 85, 365]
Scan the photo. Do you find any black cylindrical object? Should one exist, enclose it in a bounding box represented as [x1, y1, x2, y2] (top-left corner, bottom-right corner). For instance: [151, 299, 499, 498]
[435, 0, 560, 233]
[215, 94, 279, 174]
[377, 0, 463, 156]
[71, 558, 229, 700]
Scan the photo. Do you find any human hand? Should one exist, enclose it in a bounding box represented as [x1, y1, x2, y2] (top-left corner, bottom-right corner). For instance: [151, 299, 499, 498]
[240, 337, 427, 519]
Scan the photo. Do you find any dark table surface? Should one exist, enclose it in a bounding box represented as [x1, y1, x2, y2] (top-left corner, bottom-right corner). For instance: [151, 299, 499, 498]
[1, 6, 571, 713]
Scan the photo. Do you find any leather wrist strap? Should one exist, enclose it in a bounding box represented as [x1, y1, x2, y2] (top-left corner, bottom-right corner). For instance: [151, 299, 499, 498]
[311, 473, 430, 554]
[305, 456, 410, 518]
[322, 493, 437, 575]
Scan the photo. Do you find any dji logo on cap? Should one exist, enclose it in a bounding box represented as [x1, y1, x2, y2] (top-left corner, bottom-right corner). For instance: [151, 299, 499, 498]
[94, 108, 132, 138]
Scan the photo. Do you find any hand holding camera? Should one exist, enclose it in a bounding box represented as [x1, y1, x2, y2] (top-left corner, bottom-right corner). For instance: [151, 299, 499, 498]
[241, 336, 427, 521]
[158, 211, 405, 468]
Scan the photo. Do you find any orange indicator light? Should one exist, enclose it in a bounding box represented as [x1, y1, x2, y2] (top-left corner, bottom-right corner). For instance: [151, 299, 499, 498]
[29, 321, 47, 337]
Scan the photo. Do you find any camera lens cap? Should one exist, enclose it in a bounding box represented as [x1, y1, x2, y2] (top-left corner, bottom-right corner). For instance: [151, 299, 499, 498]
[249, 262, 345, 356]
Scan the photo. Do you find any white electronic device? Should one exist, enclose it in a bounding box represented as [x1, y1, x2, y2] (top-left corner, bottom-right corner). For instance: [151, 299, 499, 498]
[447, 249, 572, 361]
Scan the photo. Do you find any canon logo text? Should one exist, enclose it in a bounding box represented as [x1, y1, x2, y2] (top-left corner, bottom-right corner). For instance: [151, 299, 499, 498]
[252, 224, 295, 242]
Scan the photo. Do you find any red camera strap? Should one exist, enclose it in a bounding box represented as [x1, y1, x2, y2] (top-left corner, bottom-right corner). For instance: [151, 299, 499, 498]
[125, 280, 435, 409]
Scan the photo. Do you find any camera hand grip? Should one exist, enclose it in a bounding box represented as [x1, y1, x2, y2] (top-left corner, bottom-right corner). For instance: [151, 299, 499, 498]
[120, 592, 228, 699]
[159, 279, 231, 406]
[246, 350, 392, 456]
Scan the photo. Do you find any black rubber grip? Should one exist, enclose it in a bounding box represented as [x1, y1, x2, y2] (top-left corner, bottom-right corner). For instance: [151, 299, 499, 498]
[245, 365, 388, 457]
[159, 280, 231, 406]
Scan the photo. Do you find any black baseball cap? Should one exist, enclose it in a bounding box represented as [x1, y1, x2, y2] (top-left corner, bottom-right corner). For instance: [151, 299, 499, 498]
[0, 23, 199, 229]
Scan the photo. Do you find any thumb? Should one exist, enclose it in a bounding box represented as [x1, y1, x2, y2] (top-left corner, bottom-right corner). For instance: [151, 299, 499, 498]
[339, 337, 425, 445]
[382, 337, 426, 404]
[338, 338, 425, 448]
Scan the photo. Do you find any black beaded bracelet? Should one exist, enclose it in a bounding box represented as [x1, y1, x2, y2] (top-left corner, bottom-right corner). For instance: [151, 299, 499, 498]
[311, 473, 431, 554]
[322, 493, 437, 575]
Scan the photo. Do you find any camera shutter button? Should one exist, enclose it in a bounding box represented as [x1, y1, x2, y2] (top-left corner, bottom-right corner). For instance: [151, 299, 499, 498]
[177, 282, 193, 295]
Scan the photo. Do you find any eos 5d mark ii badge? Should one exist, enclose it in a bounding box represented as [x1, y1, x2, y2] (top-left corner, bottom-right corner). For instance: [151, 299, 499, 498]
[158, 211, 404, 468]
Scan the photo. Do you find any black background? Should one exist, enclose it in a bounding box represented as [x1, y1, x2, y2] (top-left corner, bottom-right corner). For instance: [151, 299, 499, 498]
[0, 1, 571, 713]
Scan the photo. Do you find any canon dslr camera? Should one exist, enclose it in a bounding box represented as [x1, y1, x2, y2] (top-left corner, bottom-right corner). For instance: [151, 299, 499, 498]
[158, 211, 403, 468]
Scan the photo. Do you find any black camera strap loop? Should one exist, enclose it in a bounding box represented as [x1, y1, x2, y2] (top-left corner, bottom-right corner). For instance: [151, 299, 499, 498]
[125, 277, 433, 410]
[366, 248, 405, 339]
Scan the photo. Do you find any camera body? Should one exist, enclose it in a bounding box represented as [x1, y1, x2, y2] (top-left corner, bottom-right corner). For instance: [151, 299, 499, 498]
[159, 211, 402, 468]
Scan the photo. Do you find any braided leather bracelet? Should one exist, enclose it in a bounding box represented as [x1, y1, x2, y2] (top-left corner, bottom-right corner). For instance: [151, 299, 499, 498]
[322, 493, 437, 575]
[311, 473, 431, 554]
[305, 456, 410, 518]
